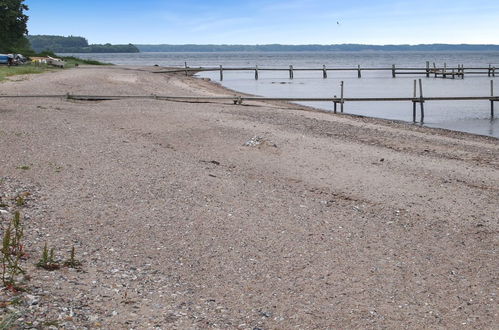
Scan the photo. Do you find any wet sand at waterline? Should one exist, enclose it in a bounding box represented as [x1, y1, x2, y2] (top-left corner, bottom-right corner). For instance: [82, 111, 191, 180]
[0, 66, 498, 328]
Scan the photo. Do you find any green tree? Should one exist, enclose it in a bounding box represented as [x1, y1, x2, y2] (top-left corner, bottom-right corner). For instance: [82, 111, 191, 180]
[0, 0, 29, 53]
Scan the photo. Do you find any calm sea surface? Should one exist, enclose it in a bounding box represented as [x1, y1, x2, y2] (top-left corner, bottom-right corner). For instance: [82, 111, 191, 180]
[67, 52, 499, 138]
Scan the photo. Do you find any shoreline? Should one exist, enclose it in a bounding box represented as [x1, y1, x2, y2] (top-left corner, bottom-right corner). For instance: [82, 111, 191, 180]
[190, 70, 499, 142]
[0, 66, 498, 328]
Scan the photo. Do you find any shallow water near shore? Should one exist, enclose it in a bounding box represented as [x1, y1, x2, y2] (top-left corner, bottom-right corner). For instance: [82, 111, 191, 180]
[65, 51, 499, 138]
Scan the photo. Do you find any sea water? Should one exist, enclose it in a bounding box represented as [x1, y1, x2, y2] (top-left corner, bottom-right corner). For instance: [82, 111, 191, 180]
[66, 51, 499, 138]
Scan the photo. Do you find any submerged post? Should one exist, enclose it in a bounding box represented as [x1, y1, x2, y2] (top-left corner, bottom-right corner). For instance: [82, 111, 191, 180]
[357, 64, 362, 78]
[392, 64, 396, 78]
[433, 62, 437, 78]
[340, 81, 344, 113]
[488, 64, 491, 77]
[220, 65, 223, 81]
[255, 65, 259, 80]
[426, 61, 430, 78]
[323, 65, 327, 79]
[289, 65, 294, 79]
[419, 79, 424, 122]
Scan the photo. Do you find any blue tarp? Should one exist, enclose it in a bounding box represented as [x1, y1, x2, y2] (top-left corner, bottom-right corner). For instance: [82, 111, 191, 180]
[0, 54, 11, 64]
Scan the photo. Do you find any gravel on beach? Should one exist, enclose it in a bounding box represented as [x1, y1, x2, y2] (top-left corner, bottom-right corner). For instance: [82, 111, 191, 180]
[0, 66, 498, 329]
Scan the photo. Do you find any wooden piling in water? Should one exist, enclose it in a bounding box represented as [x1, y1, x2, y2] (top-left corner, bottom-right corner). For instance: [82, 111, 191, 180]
[289, 65, 294, 79]
[426, 61, 430, 78]
[255, 65, 259, 80]
[433, 63, 437, 78]
[184, 62, 188, 76]
[323, 65, 327, 78]
[491, 80, 495, 118]
[357, 65, 362, 78]
[340, 81, 344, 113]
[392, 64, 396, 78]
[419, 79, 424, 122]
[220, 65, 223, 81]
[413, 79, 417, 122]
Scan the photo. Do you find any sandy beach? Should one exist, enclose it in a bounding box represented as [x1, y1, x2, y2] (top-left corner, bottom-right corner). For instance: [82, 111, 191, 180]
[1, 66, 498, 328]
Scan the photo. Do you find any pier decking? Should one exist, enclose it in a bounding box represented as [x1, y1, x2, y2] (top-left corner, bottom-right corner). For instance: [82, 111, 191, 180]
[155, 61, 497, 80]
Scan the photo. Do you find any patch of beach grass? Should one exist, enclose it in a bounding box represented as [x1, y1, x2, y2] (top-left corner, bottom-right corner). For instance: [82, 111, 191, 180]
[0, 64, 47, 82]
[61, 56, 111, 67]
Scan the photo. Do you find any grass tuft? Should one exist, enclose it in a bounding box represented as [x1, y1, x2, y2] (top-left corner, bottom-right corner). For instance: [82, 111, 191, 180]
[63, 246, 82, 268]
[36, 243, 60, 271]
[1, 211, 26, 289]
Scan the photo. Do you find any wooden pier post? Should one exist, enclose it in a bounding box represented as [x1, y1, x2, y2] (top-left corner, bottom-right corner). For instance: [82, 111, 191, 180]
[418, 79, 424, 122]
[488, 64, 491, 77]
[412, 79, 417, 122]
[289, 65, 294, 79]
[220, 65, 223, 81]
[426, 61, 430, 78]
[323, 65, 327, 79]
[452, 68, 455, 79]
[491, 80, 495, 118]
[185, 62, 188, 76]
[333, 95, 337, 114]
[357, 65, 362, 78]
[255, 65, 259, 80]
[340, 81, 344, 113]
[392, 64, 396, 78]
[433, 62, 437, 78]
[443, 63, 447, 78]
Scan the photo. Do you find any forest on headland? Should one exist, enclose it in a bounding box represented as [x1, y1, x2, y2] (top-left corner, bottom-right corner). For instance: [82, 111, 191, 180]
[28, 35, 140, 53]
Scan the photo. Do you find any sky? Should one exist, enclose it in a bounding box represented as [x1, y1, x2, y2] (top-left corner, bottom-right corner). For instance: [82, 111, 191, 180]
[25, 0, 499, 45]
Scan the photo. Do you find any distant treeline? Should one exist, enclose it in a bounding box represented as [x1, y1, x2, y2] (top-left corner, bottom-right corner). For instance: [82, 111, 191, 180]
[136, 44, 499, 52]
[28, 35, 140, 53]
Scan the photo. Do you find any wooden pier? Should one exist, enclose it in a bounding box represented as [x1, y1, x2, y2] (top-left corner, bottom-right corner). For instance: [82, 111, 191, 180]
[1, 79, 496, 123]
[157, 61, 497, 80]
